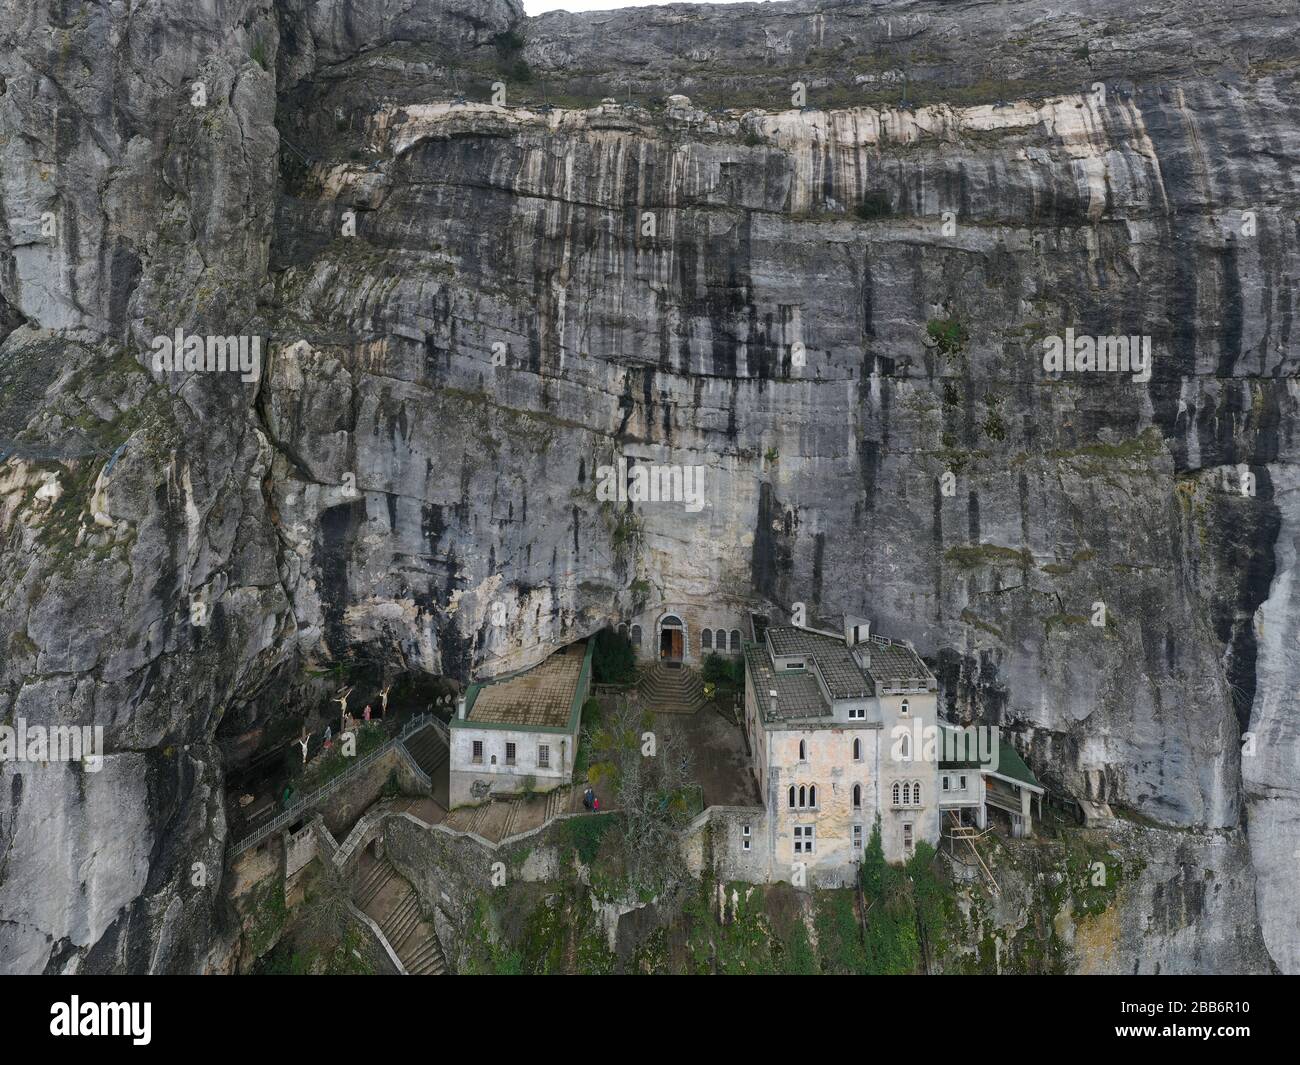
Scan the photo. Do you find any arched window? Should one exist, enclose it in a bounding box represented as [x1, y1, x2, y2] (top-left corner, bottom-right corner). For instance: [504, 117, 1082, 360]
[912, 781, 922, 806]
[798, 785, 807, 808]
[901, 699, 910, 716]
[852, 737, 862, 761]
[892, 782, 901, 806]
[730, 629, 742, 651]
[702, 627, 713, 650]
[630, 625, 642, 647]
[788, 785, 796, 809]
[798, 739, 806, 761]
[899, 733, 911, 761]
[809, 784, 817, 808]
[853, 784, 862, 809]
[902, 782, 912, 805]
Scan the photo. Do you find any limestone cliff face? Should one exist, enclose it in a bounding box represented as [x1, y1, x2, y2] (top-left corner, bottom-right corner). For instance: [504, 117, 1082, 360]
[1, 0, 1297, 973]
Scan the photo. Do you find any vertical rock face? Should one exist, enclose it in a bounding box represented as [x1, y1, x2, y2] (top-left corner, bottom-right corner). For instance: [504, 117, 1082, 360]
[1, 0, 1297, 972]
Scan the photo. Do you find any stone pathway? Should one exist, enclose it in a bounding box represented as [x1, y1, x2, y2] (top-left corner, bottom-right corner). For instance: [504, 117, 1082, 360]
[353, 850, 447, 974]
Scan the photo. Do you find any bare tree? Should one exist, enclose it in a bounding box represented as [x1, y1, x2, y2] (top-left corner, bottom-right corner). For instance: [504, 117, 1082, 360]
[586, 697, 697, 894]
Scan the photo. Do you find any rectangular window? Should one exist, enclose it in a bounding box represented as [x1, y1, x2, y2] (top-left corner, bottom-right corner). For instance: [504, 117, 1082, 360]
[903, 822, 914, 853]
[959, 775, 967, 790]
[852, 824, 863, 850]
[942, 775, 950, 791]
[848, 705, 865, 719]
[742, 824, 751, 851]
[505, 742, 517, 766]
[793, 824, 815, 855]
[537, 744, 550, 769]
[471, 740, 483, 765]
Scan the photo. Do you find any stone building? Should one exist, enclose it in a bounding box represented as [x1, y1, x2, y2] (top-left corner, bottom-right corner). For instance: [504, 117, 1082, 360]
[741, 616, 943, 886]
[448, 639, 593, 807]
[618, 604, 748, 668]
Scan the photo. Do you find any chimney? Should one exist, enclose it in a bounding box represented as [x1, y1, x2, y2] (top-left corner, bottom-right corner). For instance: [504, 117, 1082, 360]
[843, 615, 870, 647]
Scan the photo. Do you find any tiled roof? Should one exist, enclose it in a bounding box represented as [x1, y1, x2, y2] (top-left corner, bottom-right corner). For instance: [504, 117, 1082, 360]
[744, 643, 834, 723]
[463, 640, 588, 729]
[860, 640, 935, 690]
[765, 626, 873, 699]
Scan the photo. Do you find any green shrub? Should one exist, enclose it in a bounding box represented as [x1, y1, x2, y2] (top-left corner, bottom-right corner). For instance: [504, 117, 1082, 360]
[702, 653, 743, 690]
[926, 318, 969, 360]
[592, 627, 636, 684]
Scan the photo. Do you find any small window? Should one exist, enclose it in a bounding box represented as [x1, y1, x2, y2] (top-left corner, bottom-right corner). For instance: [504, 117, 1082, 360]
[742, 823, 752, 851]
[848, 705, 865, 719]
[702, 627, 713, 650]
[852, 783, 862, 809]
[630, 625, 642, 647]
[472, 740, 483, 765]
[793, 824, 815, 855]
[798, 785, 807, 808]
[899, 733, 911, 761]
[537, 743, 550, 769]
[730, 629, 741, 651]
[852, 737, 862, 761]
[788, 785, 796, 809]
[942, 775, 950, 792]
[902, 822, 914, 853]
[852, 824, 863, 850]
[903, 781, 912, 806]
[913, 781, 922, 806]
[891, 781, 901, 806]
[798, 739, 807, 761]
[959, 774, 967, 790]
[901, 699, 910, 716]
[505, 742, 517, 766]
[809, 784, 817, 808]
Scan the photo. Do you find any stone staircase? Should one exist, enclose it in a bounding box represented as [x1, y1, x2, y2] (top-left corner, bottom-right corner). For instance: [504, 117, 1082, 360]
[637, 662, 706, 713]
[403, 725, 449, 779]
[543, 786, 570, 821]
[354, 857, 447, 975]
[403, 723, 450, 806]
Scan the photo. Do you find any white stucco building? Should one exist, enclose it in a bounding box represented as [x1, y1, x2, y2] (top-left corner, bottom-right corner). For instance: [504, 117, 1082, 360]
[740, 615, 943, 886]
[448, 639, 593, 807]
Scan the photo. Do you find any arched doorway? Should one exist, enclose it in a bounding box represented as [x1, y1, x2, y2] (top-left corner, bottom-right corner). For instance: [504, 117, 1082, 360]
[659, 614, 685, 667]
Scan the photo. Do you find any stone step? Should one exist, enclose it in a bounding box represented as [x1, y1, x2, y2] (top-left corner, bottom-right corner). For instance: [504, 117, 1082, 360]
[403, 938, 446, 974]
[384, 892, 422, 949]
[355, 861, 394, 909]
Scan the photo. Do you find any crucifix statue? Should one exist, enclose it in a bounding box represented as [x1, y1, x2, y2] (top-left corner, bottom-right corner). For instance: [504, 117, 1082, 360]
[333, 686, 355, 732]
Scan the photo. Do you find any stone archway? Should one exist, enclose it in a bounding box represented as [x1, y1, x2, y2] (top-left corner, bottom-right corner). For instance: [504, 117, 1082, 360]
[658, 613, 685, 666]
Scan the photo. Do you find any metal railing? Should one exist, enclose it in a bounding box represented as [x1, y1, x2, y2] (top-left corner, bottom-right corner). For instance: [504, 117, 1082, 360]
[229, 713, 435, 858]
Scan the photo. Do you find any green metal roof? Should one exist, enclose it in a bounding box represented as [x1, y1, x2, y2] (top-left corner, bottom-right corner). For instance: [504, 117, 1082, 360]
[993, 739, 1041, 790]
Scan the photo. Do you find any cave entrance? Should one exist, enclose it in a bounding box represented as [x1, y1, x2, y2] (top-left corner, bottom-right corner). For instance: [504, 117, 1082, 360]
[659, 615, 684, 667]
